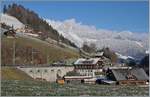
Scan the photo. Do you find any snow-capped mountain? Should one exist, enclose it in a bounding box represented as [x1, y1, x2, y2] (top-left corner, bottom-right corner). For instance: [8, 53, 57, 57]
[116, 53, 134, 60]
[1, 13, 148, 59]
[46, 18, 148, 59]
[1, 14, 25, 29]
[145, 50, 149, 54]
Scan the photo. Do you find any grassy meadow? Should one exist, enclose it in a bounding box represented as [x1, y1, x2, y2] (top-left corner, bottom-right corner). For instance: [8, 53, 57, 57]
[1, 36, 79, 65]
[1, 79, 149, 96]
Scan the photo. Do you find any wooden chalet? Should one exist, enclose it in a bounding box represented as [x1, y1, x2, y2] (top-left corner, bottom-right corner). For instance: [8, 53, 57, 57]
[73, 57, 111, 77]
[3, 29, 16, 37]
[106, 67, 149, 85]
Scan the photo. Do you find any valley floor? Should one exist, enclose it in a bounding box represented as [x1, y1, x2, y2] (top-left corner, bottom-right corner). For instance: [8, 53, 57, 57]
[1, 80, 149, 96]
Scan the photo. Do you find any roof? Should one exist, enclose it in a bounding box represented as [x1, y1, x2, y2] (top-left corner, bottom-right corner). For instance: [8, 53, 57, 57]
[111, 68, 149, 81]
[74, 58, 100, 65]
[109, 66, 132, 69]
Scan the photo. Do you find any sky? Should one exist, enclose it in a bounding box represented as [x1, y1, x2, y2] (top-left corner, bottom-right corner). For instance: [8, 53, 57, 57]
[1, 1, 149, 33]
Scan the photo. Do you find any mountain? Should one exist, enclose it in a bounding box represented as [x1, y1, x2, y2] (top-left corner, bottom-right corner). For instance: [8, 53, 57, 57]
[100, 47, 118, 64]
[3, 3, 77, 48]
[116, 53, 134, 60]
[116, 52, 138, 67]
[46, 19, 148, 59]
[1, 4, 79, 65]
[2, 3, 148, 60]
[139, 54, 149, 75]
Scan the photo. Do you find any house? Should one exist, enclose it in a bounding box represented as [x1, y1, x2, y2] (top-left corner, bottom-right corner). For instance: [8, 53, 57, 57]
[74, 57, 110, 77]
[106, 67, 149, 85]
[3, 29, 16, 37]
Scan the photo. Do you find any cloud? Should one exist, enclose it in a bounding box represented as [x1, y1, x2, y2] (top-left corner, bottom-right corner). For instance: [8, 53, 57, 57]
[46, 18, 148, 58]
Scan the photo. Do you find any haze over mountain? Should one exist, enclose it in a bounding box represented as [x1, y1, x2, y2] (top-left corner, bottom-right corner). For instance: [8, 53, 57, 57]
[2, 3, 148, 60]
[46, 19, 148, 59]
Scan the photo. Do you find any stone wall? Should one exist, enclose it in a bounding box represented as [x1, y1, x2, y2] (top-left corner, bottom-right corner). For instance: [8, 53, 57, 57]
[18, 66, 74, 82]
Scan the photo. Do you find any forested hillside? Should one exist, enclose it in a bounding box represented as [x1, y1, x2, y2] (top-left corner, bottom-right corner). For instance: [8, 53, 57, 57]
[3, 3, 77, 48]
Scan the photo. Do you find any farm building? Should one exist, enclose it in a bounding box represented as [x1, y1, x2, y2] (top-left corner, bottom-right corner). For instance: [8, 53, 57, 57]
[3, 29, 16, 37]
[74, 57, 111, 77]
[106, 67, 149, 85]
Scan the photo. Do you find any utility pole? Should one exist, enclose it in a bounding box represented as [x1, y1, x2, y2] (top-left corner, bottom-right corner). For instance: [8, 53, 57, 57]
[46, 48, 50, 65]
[13, 39, 16, 65]
[31, 48, 39, 66]
[47, 53, 49, 65]
[31, 47, 35, 79]
[31, 47, 34, 65]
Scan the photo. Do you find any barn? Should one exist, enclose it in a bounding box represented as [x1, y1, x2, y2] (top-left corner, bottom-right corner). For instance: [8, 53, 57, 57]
[106, 67, 149, 85]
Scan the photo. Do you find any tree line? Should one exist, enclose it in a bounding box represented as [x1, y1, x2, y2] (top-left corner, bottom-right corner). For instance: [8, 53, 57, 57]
[3, 3, 77, 48]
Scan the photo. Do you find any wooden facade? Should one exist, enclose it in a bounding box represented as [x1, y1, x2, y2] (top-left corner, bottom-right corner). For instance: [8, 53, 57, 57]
[74, 60, 103, 70]
[107, 67, 149, 85]
[74, 58, 105, 69]
[118, 80, 147, 85]
[74, 58, 105, 77]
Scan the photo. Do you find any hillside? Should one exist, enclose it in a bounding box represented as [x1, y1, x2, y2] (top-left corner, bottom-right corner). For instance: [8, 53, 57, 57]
[1, 67, 33, 80]
[1, 33, 79, 65]
[3, 3, 77, 48]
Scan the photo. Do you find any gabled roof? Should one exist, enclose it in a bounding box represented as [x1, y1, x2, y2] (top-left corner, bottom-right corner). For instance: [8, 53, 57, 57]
[74, 58, 100, 65]
[111, 68, 149, 81]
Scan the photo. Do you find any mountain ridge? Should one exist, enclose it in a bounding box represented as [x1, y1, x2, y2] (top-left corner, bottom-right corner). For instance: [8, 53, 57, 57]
[46, 18, 148, 60]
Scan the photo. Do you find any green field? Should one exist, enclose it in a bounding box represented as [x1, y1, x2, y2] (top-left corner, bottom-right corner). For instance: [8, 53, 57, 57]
[1, 67, 33, 80]
[1, 80, 149, 96]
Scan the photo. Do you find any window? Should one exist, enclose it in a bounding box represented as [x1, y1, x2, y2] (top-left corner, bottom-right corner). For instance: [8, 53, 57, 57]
[37, 69, 40, 73]
[51, 69, 54, 72]
[44, 69, 48, 73]
[57, 69, 62, 75]
[29, 70, 33, 73]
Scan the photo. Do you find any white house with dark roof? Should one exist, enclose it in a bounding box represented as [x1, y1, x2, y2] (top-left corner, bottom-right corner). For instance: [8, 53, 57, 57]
[74, 58, 108, 77]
